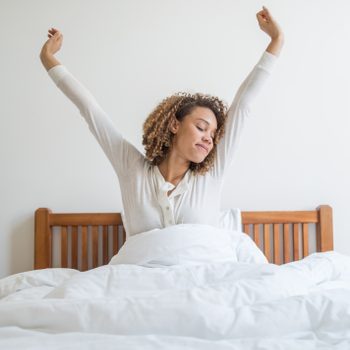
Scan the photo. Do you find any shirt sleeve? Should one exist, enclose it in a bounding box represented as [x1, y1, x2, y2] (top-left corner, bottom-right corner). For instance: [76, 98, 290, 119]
[47, 65, 144, 179]
[212, 50, 277, 179]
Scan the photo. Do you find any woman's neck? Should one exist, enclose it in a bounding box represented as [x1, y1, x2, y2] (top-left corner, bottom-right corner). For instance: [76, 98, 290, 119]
[158, 156, 190, 186]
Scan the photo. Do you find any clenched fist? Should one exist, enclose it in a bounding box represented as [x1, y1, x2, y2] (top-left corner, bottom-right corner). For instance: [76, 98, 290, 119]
[256, 6, 283, 40]
[41, 28, 63, 57]
[40, 28, 63, 71]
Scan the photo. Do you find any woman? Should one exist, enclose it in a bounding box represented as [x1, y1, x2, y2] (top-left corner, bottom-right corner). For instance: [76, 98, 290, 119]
[40, 6, 284, 237]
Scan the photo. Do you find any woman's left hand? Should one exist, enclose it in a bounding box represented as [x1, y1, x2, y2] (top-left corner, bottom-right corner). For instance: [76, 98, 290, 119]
[256, 6, 283, 40]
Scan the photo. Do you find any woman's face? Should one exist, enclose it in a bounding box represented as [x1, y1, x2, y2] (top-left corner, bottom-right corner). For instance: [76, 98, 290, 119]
[171, 106, 217, 164]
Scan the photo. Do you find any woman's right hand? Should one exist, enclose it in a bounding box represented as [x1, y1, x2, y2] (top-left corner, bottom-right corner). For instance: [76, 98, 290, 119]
[40, 28, 63, 71]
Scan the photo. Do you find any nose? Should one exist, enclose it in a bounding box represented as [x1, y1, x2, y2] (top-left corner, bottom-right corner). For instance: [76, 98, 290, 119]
[202, 134, 212, 145]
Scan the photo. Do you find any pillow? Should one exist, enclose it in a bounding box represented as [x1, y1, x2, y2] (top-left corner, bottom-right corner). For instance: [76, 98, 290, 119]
[219, 208, 267, 264]
[231, 231, 268, 264]
[109, 224, 238, 267]
[219, 208, 242, 231]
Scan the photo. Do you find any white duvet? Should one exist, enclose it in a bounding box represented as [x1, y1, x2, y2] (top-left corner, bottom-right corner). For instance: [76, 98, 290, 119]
[1, 224, 350, 349]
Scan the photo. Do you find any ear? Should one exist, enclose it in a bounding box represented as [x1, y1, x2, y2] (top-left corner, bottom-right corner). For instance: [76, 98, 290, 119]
[169, 118, 180, 134]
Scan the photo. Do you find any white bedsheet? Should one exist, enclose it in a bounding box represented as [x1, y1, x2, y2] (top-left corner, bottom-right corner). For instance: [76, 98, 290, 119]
[1, 224, 350, 349]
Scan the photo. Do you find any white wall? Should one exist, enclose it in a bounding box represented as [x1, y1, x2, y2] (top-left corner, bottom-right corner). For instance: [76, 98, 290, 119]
[1, 0, 349, 278]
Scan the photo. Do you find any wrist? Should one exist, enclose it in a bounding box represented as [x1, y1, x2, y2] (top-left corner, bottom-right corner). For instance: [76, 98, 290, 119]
[40, 48, 53, 59]
[270, 34, 284, 43]
[40, 50, 60, 71]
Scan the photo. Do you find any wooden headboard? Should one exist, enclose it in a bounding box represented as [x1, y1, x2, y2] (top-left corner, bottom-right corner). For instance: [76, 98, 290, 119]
[34, 205, 333, 270]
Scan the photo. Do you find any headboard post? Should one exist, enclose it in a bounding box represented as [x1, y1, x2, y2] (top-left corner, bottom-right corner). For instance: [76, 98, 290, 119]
[316, 205, 333, 252]
[35, 208, 52, 269]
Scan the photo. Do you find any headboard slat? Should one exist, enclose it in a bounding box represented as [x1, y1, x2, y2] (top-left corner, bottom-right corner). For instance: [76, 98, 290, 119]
[81, 226, 88, 271]
[113, 225, 118, 256]
[273, 224, 281, 265]
[283, 224, 291, 263]
[71, 226, 78, 270]
[302, 223, 309, 258]
[61, 226, 68, 268]
[293, 223, 300, 261]
[102, 226, 109, 265]
[92, 226, 99, 269]
[243, 224, 249, 235]
[263, 224, 271, 262]
[253, 224, 259, 246]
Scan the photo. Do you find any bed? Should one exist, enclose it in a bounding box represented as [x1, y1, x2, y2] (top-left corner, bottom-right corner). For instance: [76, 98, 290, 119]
[1, 204, 350, 349]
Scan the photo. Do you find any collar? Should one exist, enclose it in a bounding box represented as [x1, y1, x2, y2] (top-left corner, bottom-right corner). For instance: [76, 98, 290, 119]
[154, 165, 190, 198]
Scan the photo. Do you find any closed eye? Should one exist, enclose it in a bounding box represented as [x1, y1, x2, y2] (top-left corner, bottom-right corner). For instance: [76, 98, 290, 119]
[197, 126, 214, 139]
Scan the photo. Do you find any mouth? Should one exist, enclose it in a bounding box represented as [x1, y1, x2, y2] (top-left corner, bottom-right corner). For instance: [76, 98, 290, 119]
[196, 144, 209, 154]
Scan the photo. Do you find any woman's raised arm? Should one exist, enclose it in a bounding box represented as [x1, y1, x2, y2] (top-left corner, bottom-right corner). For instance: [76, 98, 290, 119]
[39, 28, 144, 180]
[212, 6, 283, 179]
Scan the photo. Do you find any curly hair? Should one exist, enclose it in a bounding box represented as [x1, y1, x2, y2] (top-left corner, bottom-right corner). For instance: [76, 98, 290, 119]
[142, 92, 228, 175]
